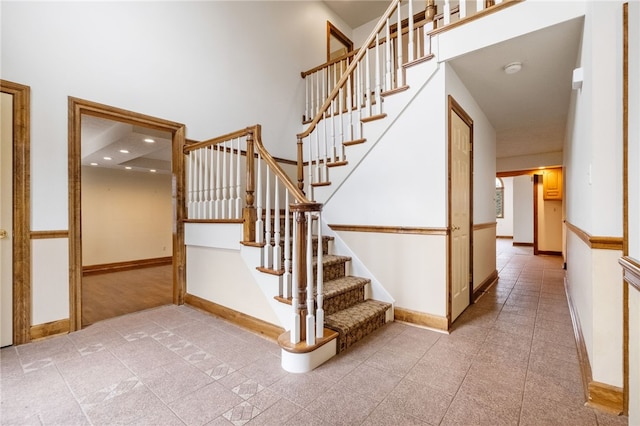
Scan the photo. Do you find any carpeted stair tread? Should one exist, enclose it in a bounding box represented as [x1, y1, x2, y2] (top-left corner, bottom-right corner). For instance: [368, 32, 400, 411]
[323, 276, 369, 299]
[312, 254, 351, 267]
[325, 299, 390, 333]
[325, 300, 391, 352]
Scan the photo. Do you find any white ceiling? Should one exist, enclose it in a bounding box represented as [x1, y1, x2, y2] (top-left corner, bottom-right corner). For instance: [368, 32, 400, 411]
[83, 3, 583, 172]
[81, 116, 172, 174]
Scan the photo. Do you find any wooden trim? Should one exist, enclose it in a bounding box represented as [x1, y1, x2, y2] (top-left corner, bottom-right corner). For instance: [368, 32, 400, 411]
[565, 277, 592, 402]
[565, 277, 624, 414]
[537, 250, 562, 256]
[394, 307, 448, 332]
[278, 328, 339, 354]
[361, 113, 387, 123]
[565, 221, 624, 250]
[533, 174, 540, 255]
[473, 270, 498, 301]
[329, 224, 448, 235]
[622, 2, 629, 415]
[512, 242, 533, 247]
[620, 256, 640, 293]
[1, 79, 31, 345]
[496, 235, 513, 239]
[497, 168, 548, 178]
[68, 97, 187, 331]
[185, 293, 284, 341]
[473, 222, 496, 231]
[83, 257, 172, 275]
[327, 21, 353, 62]
[30, 230, 69, 239]
[428, 0, 524, 36]
[587, 382, 624, 414]
[30, 319, 70, 341]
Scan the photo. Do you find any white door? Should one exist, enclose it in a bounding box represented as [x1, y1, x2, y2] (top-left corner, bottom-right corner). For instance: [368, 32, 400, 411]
[450, 108, 471, 322]
[1, 92, 13, 347]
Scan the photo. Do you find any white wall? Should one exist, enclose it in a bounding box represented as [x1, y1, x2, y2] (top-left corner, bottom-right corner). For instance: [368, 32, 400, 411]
[497, 177, 514, 237]
[564, 0, 625, 389]
[81, 166, 172, 266]
[513, 175, 533, 244]
[0, 1, 347, 327]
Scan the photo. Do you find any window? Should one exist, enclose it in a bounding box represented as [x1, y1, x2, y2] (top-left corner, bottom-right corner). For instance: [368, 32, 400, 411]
[496, 177, 504, 218]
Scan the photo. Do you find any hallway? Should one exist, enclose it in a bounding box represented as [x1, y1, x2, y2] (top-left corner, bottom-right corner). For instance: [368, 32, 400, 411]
[0, 240, 629, 425]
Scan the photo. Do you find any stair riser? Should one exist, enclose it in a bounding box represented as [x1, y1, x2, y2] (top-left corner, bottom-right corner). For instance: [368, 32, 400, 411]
[322, 287, 365, 316]
[313, 261, 346, 283]
[329, 311, 387, 353]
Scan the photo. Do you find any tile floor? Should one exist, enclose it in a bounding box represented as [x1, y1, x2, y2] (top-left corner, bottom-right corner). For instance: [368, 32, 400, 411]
[0, 240, 630, 425]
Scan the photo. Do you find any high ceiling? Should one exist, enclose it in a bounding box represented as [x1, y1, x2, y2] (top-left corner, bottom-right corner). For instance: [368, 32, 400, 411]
[83, 2, 583, 173]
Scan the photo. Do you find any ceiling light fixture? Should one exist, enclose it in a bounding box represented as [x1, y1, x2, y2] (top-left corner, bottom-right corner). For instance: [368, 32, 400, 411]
[103, 156, 112, 160]
[144, 138, 155, 143]
[150, 169, 157, 173]
[90, 162, 98, 166]
[119, 149, 129, 154]
[125, 166, 132, 170]
[503, 61, 523, 74]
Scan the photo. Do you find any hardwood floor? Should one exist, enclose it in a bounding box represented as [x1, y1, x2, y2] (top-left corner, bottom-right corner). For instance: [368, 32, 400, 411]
[81, 264, 173, 327]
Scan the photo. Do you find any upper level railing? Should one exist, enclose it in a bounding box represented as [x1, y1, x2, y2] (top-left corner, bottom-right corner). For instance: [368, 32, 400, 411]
[297, 0, 520, 195]
[184, 125, 326, 346]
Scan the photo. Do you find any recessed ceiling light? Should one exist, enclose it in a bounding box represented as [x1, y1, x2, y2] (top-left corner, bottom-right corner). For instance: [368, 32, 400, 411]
[103, 156, 112, 160]
[90, 162, 98, 166]
[125, 166, 132, 170]
[144, 138, 155, 143]
[503, 62, 523, 74]
[119, 149, 129, 154]
[150, 169, 157, 173]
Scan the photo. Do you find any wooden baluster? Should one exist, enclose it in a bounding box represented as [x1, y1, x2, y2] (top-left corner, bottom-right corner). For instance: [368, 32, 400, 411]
[444, 0, 451, 25]
[187, 152, 194, 218]
[459, 0, 467, 19]
[243, 130, 256, 243]
[209, 146, 215, 219]
[305, 73, 310, 122]
[290, 208, 307, 344]
[283, 191, 291, 298]
[256, 153, 264, 245]
[476, 0, 484, 14]
[365, 48, 371, 117]
[486, 0, 496, 7]
[235, 137, 241, 219]
[308, 134, 314, 199]
[385, 18, 392, 91]
[228, 139, 235, 219]
[222, 140, 229, 219]
[264, 167, 272, 268]
[332, 64, 338, 162]
[273, 179, 281, 271]
[297, 137, 304, 192]
[315, 210, 324, 339]
[347, 72, 354, 142]
[197, 147, 204, 219]
[356, 61, 363, 139]
[408, 0, 415, 62]
[396, 4, 404, 84]
[215, 142, 221, 219]
[375, 32, 382, 114]
[305, 210, 315, 345]
[339, 84, 345, 161]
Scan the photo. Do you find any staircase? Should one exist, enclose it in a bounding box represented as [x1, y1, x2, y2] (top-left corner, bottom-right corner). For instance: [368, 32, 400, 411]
[269, 231, 391, 353]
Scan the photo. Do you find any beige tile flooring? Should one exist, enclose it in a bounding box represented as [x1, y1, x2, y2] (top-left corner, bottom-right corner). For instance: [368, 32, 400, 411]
[0, 240, 630, 425]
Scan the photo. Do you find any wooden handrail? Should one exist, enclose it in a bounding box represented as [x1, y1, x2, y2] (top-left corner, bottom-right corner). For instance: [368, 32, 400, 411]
[296, 0, 402, 142]
[250, 124, 313, 205]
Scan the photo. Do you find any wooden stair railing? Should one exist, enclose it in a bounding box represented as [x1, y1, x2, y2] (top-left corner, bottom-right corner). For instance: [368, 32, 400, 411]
[297, 0, 523, 196]
[183, 125, 326, 347]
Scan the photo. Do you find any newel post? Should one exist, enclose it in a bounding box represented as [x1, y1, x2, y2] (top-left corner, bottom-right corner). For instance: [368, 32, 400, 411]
[290, 204, 308, 343]
[425, 0, 436, 21]
[297, 136, 304, 192]
[243, 128, 256, 243]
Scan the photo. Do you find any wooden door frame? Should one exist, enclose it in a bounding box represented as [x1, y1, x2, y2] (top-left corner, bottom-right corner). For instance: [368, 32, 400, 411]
[0, 80, 31, 345]
[447, 95, 474, 327]
[68, 97, 186, 331]
[533, 174, 540, 255]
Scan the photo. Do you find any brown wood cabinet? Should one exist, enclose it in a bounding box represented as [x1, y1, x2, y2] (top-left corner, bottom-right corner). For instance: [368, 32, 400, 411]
[543, 168, 563, 200]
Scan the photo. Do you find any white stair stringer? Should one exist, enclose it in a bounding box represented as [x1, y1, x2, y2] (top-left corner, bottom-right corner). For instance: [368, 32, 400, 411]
[319, 220, 395, 323]
[313, 57, 440, 206]
[239, 244, 290, 330]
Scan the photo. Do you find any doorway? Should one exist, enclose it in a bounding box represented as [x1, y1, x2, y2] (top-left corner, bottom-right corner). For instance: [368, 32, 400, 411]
[68, 98, 186, 331]
[0, 80, 31, 346]
[448, 96, 473, 324]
